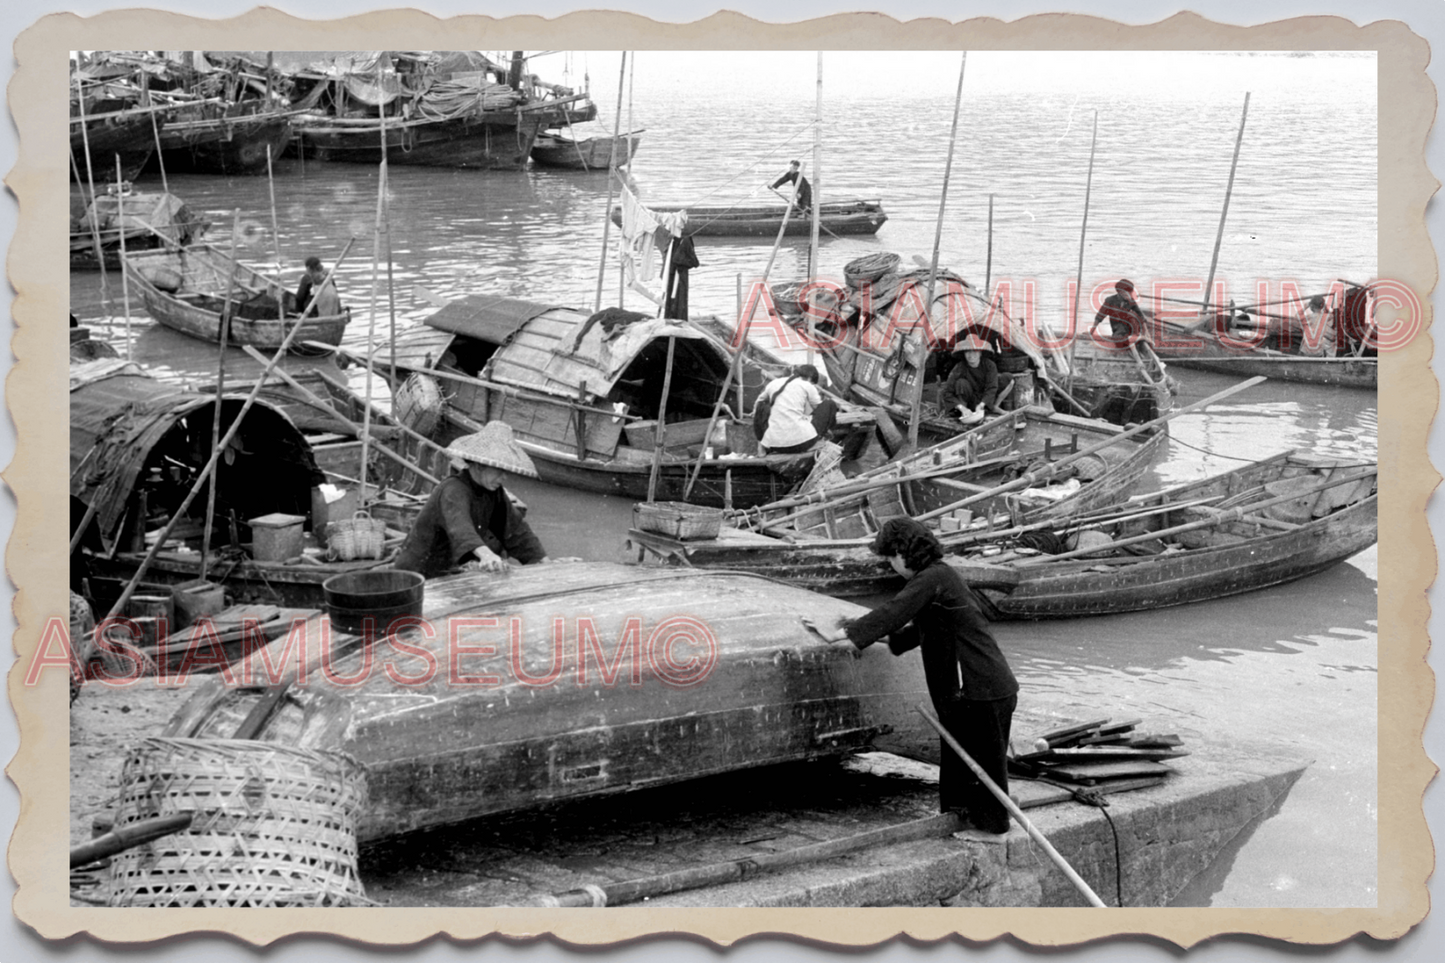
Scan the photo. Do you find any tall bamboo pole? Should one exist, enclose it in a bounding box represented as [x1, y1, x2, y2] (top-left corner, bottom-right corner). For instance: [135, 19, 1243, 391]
[360, 151, 387, 504]
[807, 52, 823, 368]
[1199, 92, 1251, 323]
[906, 51, 968, 450]
[114, 156, 133, 359]
[144, 71, 169, 196]
[593, 52, 628, 313]
[646, 335, 678, 503]
[619, 52, 636, 308]
[984, 193, 994, 296]
[74, 69, 109, 312]
[380, 62, 399, 377]
[1065, 111, 1099, 395]
[200, 211, 243, 582]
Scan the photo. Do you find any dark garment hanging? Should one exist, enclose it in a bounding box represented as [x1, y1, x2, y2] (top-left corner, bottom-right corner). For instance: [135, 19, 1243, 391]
[663, 235, 700, 320]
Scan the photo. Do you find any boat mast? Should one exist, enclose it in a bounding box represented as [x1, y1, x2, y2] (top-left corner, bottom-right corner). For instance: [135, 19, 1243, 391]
[807, 52, 822, 366]
[360, 59, 392, 505]
[984, 193, 994, 297]
[200, 210, 242, 582]
[1065, 111, 1099, 395]
[906, 51, 967, 450]
[594, 52, 628, 313]
[619, 53, 636, 308]
[114, 156, 133, 359]
[1199, 92, 1251, 324]
[73, 66, 110, 316]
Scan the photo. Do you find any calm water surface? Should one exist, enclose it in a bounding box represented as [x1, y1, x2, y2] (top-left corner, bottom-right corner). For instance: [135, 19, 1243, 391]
[70, 50, 1378, 907]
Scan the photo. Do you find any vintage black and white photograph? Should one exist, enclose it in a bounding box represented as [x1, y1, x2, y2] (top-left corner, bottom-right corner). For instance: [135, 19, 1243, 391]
[57, 44, 1386, 915]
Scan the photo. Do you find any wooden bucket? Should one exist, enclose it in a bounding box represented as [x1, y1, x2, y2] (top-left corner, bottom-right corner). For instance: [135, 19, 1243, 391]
[108, 738, 369, 907]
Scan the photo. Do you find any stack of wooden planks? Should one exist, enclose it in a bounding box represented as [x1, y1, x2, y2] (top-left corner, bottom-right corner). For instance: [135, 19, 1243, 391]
[1009, 717, 1188, 795]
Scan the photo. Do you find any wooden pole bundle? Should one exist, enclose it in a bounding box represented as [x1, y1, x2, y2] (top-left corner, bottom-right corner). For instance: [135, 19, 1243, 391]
[907, 51, 967, 451]
[915, 376, 1266, 523]
[1012, 466, 1373, 568]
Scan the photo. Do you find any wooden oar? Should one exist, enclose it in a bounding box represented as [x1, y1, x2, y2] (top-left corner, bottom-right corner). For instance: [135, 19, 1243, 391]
[915, 376, 1267, 523]
[1012, 466, 1374, 567]
[916, 706, 1107, 907]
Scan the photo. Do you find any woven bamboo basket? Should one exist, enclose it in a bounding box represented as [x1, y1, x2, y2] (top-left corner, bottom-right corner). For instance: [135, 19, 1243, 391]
[393, 372, 445, 437]
[633, 501, 724, 541]
[108, 737, 369, 908]
[326, 510, 387, 562]
[844, 252, 901, 286]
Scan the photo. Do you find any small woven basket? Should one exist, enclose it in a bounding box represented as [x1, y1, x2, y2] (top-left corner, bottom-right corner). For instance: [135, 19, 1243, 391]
[327, 510, 387, 562]
[634, 501, 724, 541]
[393, 373, 445, 438]
[108, 737, 369, 908]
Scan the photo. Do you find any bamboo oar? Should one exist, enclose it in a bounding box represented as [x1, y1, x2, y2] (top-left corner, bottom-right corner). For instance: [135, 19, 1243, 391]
[916, 706, 1108, 907]
[71, 813, 193, 869]
[1189, 92, 1251, 330]
[916, 375, 1266, 523]
[937, 494, 1228, 549]
[646, 335, 678, 503]
[95, 240, 357, 640]
[199, 210, 243, 583]
[593, 51, 628, 313]
[240, 346, 441, 488]
[1011, 466, 1374, 567]
[907, 50, 967, 450]
[1065, 110, 1099, 396]
[114, 156, 133, 359]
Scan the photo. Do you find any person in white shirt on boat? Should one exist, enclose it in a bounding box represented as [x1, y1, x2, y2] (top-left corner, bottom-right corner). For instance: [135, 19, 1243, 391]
[755, 365, 834, 454]
[295, 256, 342, 318]
[1296, 294, 1337, 357]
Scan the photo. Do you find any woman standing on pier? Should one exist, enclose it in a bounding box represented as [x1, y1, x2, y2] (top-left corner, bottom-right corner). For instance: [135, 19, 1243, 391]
[831, 517, 1019, 835]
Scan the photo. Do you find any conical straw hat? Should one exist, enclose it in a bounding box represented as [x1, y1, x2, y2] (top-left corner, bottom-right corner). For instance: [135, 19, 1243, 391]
[446, 422, 538, 478]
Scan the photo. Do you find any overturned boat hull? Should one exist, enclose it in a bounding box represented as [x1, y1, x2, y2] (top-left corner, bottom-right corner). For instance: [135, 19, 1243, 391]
[163, 563, 935, 842]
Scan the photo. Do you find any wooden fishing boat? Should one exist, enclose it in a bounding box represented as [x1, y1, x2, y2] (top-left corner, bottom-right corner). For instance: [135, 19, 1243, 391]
[1150, 320, 1376, 389]
[159, 562, 940, 842]
[158, 113, 295, 176]
[122, 244, 350, 349]
[1064, 337, 1177, 426]
[609, 200, 888, 238]
[952, 450, 1378, 619]
[531, 130, 643, 170]
[629, 407, 1166, 597]
[376, 296, 822, 508]
[70, 187, 208, 271]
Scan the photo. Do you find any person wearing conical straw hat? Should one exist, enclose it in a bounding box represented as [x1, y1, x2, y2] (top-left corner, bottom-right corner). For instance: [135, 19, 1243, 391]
[393, 422, 548, 578]
[941, 334, 1000, 425]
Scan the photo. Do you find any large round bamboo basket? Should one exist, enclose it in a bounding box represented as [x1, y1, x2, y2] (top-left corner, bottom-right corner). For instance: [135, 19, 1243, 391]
[108, 738, 369, 907]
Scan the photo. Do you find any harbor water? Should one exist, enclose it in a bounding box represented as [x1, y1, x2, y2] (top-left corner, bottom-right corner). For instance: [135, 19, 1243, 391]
[70, 50, 1378, 907]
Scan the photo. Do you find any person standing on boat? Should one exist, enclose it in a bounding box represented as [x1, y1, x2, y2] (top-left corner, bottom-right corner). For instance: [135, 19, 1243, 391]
[393, 422, 548, 578]
[941, 334, 1001, 422]
[769, 160, 812, 213]
[1092, 279, 1149, 346]
[755, 364, 835, 454]
[295, 256, 342, 317]
[825, 517, 1019, 835]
